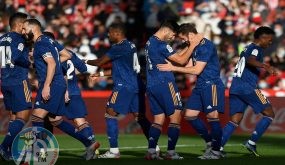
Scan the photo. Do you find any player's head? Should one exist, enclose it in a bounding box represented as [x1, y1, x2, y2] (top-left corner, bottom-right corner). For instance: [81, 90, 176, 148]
[22, 18, 42, 42]
[254, 26, 275, 48]
[177, 23, 197, 42]
[158, 20, 179, 42]
[9, 12, 28, 33]
[108, 23, 126, 43]
[43, 31, 55, 40]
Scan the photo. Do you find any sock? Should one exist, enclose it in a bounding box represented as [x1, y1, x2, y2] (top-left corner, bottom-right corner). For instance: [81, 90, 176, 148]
[185, 116, 211, 143]
[106, 117, 118, 148]
[44, 116, 53, 133]
[54, 120, 90, 147]
[208, 118, 222, 151]
[167, 123, 180, 151]
[148, 123, 162, 149]
[137, 116, 151, 139]
[221, 121, 238, 147]
[249, 116, 273, 143]
[31, 115, 44, 127]
[1, 119, 25, 151]
[77, 123, 95, 147]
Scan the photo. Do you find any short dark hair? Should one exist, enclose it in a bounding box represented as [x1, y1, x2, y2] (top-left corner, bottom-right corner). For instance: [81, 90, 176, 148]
[254, 26, 275, 39]
[109, 23, 126, 35]
[9, 12, 28, 28]
[160, 20, 180, 33]
[43, 31, 55, 40]
[24, 18, 42, 29]
[178, 23, 197, 35]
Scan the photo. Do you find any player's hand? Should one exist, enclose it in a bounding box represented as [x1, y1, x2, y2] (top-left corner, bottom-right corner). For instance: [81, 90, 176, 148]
[264, 64, 277, 75]
[89, 74, 99, 82]
[65, 90, 70, 103]
[42, 85, 50, 101]
[157, 60, 174, 71]
[189, 33, 203, 48]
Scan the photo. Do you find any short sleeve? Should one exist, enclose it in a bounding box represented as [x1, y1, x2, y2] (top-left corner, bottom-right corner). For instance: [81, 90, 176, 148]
[161, 44, 176, 58]
[195, 45, 211, 62]
[54, 41, 64, 52]
[72, 53, 87, 73]
[37, 44, 53, 59]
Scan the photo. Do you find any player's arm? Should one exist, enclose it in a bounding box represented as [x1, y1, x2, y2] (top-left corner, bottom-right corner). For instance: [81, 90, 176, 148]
[90, 69, 112, 77]
[13, 53, 31, 68]
[85, 55, 111, 67]
[167, 34, 203, 65]
[89, 69, 111, 82]
[12, 42, 31, 68]
[157, 60, 206, 75]
[42, 55, 56, 101]
[72, 54, 88, 73]
[59, 49, 72, 62]
[49, 38, 72, 62]
[247, 56, 276, 75]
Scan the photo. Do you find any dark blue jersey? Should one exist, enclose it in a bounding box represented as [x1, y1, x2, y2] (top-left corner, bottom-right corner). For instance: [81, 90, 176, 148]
[33, 35, 65, 86]
[0, 32, 30, 86]
[145, 36, 176, 87]
[230, 43, 263, 94]
[192, 38, 222, 87]
[62, 51, 87, 96]
[106, 39, 140, 91]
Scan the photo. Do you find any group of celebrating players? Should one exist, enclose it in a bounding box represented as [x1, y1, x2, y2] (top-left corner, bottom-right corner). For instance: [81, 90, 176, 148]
[0, 12, 277, 161]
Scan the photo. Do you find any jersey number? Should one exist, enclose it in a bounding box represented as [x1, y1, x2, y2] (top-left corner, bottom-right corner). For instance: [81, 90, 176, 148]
[0, 46, 14, 68]
[133, 52, 140, 73]
[233, 56, 245, 77]
[66, 60, 75, 80]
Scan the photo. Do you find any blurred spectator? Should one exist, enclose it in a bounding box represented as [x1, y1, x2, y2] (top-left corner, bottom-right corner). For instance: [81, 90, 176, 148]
[90, 24, 110, 57]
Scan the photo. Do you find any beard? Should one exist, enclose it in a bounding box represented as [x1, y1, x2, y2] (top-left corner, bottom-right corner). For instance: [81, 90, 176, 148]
[24, 30, 34, 42]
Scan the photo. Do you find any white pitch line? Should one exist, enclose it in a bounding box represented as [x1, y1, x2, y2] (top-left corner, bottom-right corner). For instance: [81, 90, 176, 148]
[60, 143, 242, 151]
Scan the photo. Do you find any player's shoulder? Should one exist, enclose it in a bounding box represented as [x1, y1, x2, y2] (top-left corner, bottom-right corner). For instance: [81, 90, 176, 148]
[35, 35, 54, 48]
[244, 43, 262, 56]
[0, 33, 12, 44]
[1, 32, 24, 43]
[37, 35, 53, 44]
[194, 38, 213, 55]
[198, 38, 214, 49]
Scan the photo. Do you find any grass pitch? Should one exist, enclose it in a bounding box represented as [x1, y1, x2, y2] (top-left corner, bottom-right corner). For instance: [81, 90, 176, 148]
[1, 134, 285, 165]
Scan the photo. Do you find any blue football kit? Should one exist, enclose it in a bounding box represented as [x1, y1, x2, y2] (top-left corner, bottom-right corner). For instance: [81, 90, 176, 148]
[33, 35, 66, 116]
[106, 39, 143, 115]
[145, 36, 182, 116]
[0, 32, 32, 112]
[62, 51, 89, 119]
[229, 43, 271, 116]
[185, 38, 225, 114]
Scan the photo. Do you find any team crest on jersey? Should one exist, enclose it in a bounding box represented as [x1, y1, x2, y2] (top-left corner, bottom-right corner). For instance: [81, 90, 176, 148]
[18, 43, 24, 51]
[251, 49, 258, 56]
[166, 44, 173, 53]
